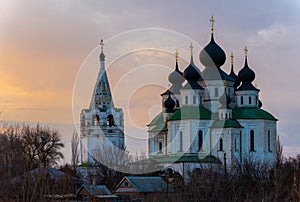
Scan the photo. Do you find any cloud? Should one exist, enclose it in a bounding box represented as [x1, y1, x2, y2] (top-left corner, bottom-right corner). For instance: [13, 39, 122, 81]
[248, 24, 289, 47]
[257, 24, 287, 41]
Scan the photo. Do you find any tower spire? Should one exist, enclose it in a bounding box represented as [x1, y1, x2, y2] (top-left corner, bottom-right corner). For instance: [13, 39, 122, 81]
[90, 39, 113, 109]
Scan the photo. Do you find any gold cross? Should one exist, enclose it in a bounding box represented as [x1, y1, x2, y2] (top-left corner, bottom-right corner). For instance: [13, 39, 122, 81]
[100, 39, 104, 52]
[230, 52, 234, 65]
[244, 46, 248, 58]
[210, 15, 215, 33]
[189, 43, 193, 56]
[175, 50, 179, 62]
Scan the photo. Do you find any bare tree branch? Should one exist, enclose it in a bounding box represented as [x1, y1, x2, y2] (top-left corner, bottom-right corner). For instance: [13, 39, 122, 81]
[71, 130, 79, 169]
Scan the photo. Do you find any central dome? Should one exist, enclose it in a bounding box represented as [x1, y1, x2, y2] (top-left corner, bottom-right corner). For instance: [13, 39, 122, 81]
[199, 34, 226, 67]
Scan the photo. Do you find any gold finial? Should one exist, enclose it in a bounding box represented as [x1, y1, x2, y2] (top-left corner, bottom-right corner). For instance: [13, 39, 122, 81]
[230, 53, 234, 65]
[175, 50, 179, 62]
[210, 15, 215, 33]
[100, 39, 104, 53]
[244, 46, 248, 58]
[189, 43, 193, 56]
[224, 80, 227, 88]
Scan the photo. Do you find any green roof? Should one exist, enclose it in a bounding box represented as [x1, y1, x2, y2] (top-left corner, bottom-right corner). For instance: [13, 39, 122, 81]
[233, 107, 278, 121]
[211, 119, 243, 128]
[148, 124, 167, 132]
[151, 153, 221, 164]
[168, 106, 212, 121]
[148, 112, 164, 126]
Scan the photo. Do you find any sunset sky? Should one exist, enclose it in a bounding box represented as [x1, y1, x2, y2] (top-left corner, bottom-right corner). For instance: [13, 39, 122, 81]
[1, 0, 300, 163]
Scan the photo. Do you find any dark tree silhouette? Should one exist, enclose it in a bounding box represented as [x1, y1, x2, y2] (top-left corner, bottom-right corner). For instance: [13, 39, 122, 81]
[22, 124, 64, 167]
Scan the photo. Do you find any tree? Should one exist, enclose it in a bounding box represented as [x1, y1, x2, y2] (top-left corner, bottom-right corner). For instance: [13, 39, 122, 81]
[22, 124, 64, 167]
[0, 123, 28, 179]
[71, 130, 80, 169]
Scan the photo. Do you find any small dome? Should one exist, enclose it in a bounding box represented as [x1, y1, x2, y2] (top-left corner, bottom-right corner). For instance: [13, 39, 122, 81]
[183, 56, 201, 81]
[238, 58, 255, 82]
[164, 94, 176, 112]
[168, 62, 185, 84]
[199, 34, 226, 67]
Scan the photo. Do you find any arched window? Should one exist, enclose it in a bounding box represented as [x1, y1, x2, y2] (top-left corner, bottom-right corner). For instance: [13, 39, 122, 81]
[225, 113, 228, 119]
[193, 95, 196, 104]
[219, 138, 223, 151]
[179, 132, 183, 151]
[215, 88, 218, 97]
[107, 114, 115, 127]
[93, 114, 98, 126]
[241, 96, 244, 105]
[234, 138, 238, 151]
[268, 130, 271, 152]
[250, 130, 255, 151]
[198, 130, 203, 151]
[185, 96, 188, 104]
[159, 142, 163, 153]
[249, 96, 252, 104]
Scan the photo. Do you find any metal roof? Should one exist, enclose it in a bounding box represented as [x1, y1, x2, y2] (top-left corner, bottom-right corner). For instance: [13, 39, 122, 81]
[121, 176, 174, 193]
[77, 184, 113, 196]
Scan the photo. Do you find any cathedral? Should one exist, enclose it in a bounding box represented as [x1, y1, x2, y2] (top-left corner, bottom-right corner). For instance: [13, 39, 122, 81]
[79, 17, 278, 170]
[148, 17, 278, 169]
[80, 40, 125, 164]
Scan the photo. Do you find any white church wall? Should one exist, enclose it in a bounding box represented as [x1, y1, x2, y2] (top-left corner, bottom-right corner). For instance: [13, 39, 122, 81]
[237, 119, 277, 164]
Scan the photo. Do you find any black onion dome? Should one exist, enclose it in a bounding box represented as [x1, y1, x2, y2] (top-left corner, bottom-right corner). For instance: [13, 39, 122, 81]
[238, 58, 255, 82]
[164, 94, 176, 112]
[237, 56, 259, 91]
[229, 65, 241, 89]
[168, 61, 185, 84]
[199, 34, 226, 67]
[183, 56, 201, 81]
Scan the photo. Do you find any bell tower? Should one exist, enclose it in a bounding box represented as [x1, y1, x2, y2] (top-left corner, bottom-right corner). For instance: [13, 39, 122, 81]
[80, 39, 125, 164]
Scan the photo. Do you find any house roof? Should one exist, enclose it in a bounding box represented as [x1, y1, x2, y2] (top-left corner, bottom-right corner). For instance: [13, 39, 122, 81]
[233, 107, 277, 121]
[12, 167, 82, 184]
[116, 176, 173, 193]
[77, 184, 113, 196]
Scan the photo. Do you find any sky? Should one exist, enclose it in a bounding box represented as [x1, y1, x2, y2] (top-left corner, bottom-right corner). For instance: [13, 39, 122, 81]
[1, 0, 300, 163]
